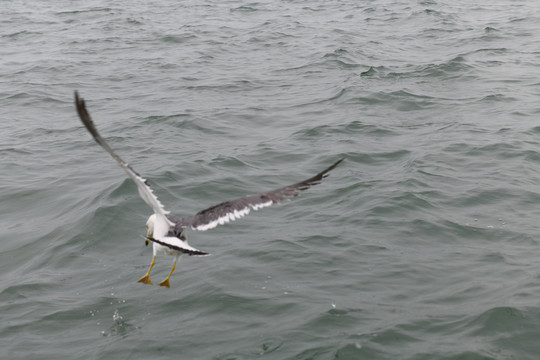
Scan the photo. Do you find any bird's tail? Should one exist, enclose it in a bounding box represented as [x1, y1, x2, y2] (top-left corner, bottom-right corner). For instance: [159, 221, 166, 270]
[147, 236, 210, 256]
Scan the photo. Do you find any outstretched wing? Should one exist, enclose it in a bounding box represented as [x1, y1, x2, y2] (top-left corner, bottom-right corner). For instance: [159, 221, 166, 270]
[74, 91, 174, 236]
[179, 158, 344, 231]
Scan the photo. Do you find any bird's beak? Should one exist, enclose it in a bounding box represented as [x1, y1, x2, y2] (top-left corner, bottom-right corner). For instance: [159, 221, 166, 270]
[145, 233, 151, 246]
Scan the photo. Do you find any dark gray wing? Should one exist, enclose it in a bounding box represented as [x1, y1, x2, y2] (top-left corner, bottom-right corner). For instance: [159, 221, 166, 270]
[178, 158, 344, 231]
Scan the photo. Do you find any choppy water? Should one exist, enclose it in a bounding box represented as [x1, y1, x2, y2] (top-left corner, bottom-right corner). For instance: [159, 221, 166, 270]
[2, 0, 540, 359]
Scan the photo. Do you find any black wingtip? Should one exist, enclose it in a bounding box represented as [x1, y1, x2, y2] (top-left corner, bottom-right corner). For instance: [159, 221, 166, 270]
[315, 157, 345, 179]
[74, 90, 84, 115]
[287, 157, 344, 191]
[74, 91, 103, 142]
[329, 157, 345, 171]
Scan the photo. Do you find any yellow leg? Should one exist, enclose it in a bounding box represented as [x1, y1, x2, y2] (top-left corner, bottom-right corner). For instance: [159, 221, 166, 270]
[158, 260, 177, 288]
[137, 256, 155, 285]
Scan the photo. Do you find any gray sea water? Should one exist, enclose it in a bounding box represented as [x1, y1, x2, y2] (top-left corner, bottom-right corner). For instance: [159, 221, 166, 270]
[2, 0, 540, 359]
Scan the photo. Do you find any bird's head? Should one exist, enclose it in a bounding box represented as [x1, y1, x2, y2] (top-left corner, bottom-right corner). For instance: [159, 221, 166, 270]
[145, 214, 156, 246]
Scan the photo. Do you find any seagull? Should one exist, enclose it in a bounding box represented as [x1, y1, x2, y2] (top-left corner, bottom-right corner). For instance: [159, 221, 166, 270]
[74, 91, 344, 288]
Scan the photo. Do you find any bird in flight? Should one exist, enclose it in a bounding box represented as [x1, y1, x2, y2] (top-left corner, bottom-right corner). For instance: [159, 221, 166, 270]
[74, 91, 343, 288]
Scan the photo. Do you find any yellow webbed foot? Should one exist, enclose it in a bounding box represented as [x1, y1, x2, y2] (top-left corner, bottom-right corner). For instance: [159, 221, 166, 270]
[158, 278, 171, 288]
[138, 256, 156, 285]
[137, 273, 153, 285]
[158, 259, 176, 288]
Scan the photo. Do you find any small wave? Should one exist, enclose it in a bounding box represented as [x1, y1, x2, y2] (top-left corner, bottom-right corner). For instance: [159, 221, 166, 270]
[478, 93, 517, 103]
[292, 121, 397, 139]
[397, 56, 474, 79]
[126, 18, 143, 26]
[464, 306, 530, 338]
[161, 34, 197, 44]
[2, 30, 42, 39]
[230, 6, 259, 13]
[360, 66, 386, 77]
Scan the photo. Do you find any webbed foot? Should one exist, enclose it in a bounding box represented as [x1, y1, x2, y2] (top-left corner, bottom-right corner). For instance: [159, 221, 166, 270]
[158, 278, 170, 288]
[137, 273, 152, 285]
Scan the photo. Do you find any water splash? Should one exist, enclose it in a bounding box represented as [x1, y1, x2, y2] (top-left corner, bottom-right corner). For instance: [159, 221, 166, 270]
[101, 309, 132, 337]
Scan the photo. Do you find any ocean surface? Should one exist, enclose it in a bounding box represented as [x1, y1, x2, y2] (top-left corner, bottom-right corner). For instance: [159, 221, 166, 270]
[2, 0, 540, 359]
